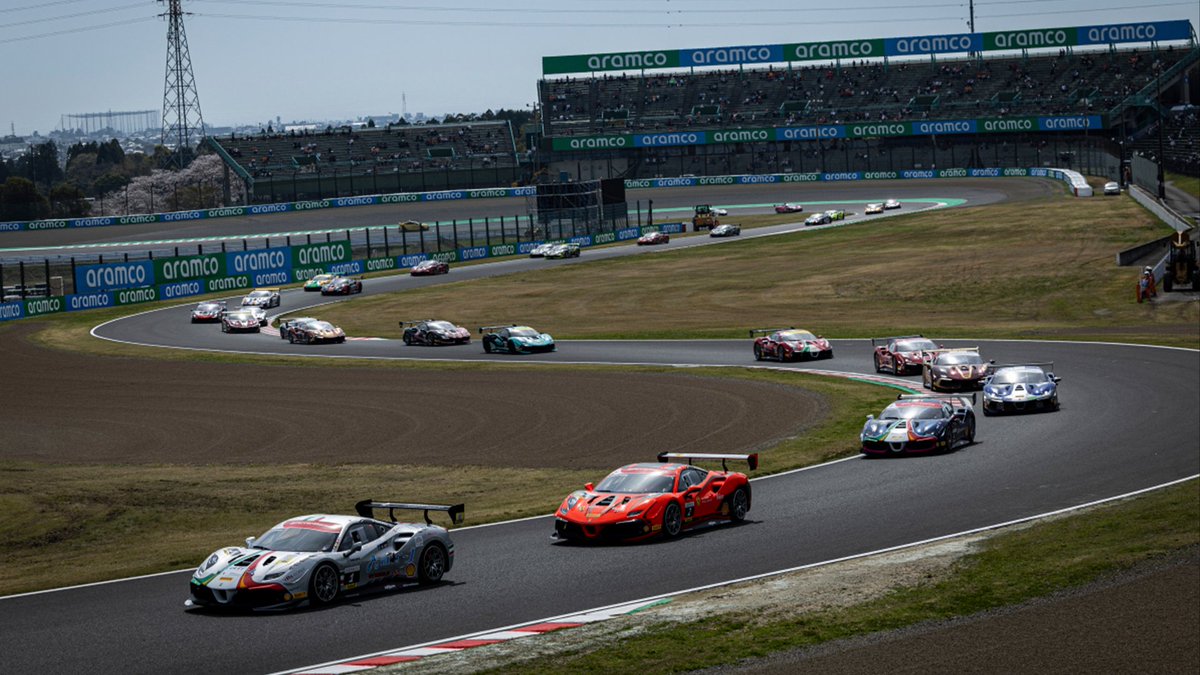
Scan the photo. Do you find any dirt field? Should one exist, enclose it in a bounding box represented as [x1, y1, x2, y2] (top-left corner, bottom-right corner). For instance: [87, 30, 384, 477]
[0, 324, 824, 469]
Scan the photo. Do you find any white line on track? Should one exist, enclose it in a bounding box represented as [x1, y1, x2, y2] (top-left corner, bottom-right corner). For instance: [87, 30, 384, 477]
[269, 473, 1200, 675]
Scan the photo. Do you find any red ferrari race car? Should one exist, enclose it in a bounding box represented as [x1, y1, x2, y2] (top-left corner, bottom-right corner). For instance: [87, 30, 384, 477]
[190, 301, 226, 323]
[774, 203, 804, 213]
[750, 327, 832, 361]
[320, 276, 363, 295]
[872, 334, 941, 375]
[553, 453, 757, 543]
[637, 231, 669, 246]
[411, 259, 450, 276]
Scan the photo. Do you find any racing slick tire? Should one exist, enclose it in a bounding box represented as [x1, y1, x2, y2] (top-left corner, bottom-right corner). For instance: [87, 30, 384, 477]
[418, 543, 448, 584]
[483, 340, 493, 354]
[337, 336, 346, 344]
[403, 333, 412, 346]
[819, 350, 833, 360]
[663, 502, 684, 538]
[873, 354, 883, 373]
[221, 323, 229, 333]
[288, 332, 296, 344]
[309, 563, 340, 606]
[729, 487, 750, 522]
[965, 415, 976, 443]
[509, 340, 521, 354]
[753, 344, 764, 361]
[778, 346, 792, 363]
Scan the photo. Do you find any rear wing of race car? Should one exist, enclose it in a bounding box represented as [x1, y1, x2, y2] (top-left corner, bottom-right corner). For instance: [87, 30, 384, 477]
[990, 362, 1059, 379]
[656, 452, 759, 472]
[871, 334, 924, 347]
[922, 346, 984, 364]
[897, 392, 977, 409]
[748, 327, 794, 337]
[253, 287, 280, 293]
[355, 500, 465, 526]
[399, 319, 435, 329]
[478, 324, 517, 335]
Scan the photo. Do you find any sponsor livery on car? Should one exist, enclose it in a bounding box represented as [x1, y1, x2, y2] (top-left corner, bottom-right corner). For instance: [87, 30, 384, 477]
[884, 199, 901, 209]
[242, 288, 281, 309]
[528, 243, 555, 258]
[861, 394, 976, 456]
[554, 453, 756, 543]
[824, 209, 846, 221]
[872, 335, 941, 375]
[304, 274, 336, 292]
[750, 327, 832, 361]
[709, 224, 741, 237]
[480, 324, 555, 354]
[186, 501, 462, 611]
[278, 317, 320, 341]
[982, 363, 1061, 415]
[865, 203, 885, 214]
[400, 319, 471, 346]
[191, 301, 226, 323]
[320, 277, 363, 295]
[774, 203, 804, 214]
[410, 259, 450, 276]
[805, 212, 831, 226]
[922, 348, 993, 391]
[637, 231, 669, 246]
[221, 309, 262, 333]
[285, 319, 346, 344]
[545, 242, 581, 259]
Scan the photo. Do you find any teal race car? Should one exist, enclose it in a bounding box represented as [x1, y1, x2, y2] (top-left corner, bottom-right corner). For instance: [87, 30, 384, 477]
[480, 324, 556, 354]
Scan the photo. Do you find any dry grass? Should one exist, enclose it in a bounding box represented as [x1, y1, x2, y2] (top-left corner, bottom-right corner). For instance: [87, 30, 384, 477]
[308, 194, 1197, 347]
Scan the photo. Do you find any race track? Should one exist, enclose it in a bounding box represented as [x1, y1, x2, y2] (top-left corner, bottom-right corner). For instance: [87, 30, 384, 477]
[1, 178, 1196, 675]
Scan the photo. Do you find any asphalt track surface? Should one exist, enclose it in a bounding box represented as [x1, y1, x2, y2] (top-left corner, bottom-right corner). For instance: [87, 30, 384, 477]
[0, 178, 1047, 257]
[3, 178, 1197, 674]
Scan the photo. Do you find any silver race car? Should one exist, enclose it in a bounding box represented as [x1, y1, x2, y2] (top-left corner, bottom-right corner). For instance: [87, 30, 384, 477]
[241, 288, 281, 309]
[186, 501, 463, 611]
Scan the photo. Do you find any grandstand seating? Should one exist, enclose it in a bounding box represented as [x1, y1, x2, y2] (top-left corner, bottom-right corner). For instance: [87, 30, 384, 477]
[1130, 108, 1200, 174]
[540, 46, 1197, 137]
[211, 121, 518, 180]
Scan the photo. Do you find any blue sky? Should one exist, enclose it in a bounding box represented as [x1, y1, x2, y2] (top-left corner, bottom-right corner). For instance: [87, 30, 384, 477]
[1, 1, 1196, 136]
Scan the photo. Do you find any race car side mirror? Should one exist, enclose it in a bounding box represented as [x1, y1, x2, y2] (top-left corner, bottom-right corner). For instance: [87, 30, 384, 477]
[989, 359, 996, 364]
[1051, 375, 1061, 382]
[584, 482, 594, 492]
[866, 414, 874, 421]
[343, 544, 362, 558]
[244, 536, 256, 547]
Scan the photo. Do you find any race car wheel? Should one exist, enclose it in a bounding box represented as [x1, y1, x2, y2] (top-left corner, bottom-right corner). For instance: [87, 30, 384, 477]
[820, 350, 833, 360]
[221, 323, 229, 333]
[403, 333, 412, 346]
[873, 354, 883, 373]
[779, 346, 792, 363]
[336, 336, 346, 344]
[663, 502, 683, 538]
[483, 340, 493, 354]
[965, 416, 976, 443]
[309, 563, 340, 606]
[418, 543, 447, 584]
[729, 488, 750, 522]
[753, 345, 763, 361]
[509, 340, 520, 353]
[288, 332, 295, 344]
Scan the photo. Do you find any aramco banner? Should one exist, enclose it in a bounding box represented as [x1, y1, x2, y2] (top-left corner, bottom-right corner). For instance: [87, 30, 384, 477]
[543, 20, 1195, 74]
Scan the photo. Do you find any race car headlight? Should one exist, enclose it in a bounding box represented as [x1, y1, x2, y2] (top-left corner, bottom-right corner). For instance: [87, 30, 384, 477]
[628, 510, 644, 518]
[197, 553, 219, 574]
[985, 384, 1011, 397]
[565, 495, 580, 510]
[262, 571, 285, 581]
[1027, 383, 1055, 396]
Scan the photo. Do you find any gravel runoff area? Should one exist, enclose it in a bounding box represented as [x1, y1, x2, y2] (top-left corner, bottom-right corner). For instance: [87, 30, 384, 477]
[379, 528, 1199, 675]
[0, 324, 825, 468]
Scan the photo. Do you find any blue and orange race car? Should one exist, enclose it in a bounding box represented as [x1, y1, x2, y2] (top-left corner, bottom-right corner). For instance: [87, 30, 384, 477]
[553, 453, 756, 543]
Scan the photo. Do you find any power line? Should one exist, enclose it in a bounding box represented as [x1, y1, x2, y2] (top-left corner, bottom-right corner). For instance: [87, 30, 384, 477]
[0, 2, 146, 31]
[191, 0, 969, 14]
[0, 0, 91, 15]
[0, 15, 157, 45]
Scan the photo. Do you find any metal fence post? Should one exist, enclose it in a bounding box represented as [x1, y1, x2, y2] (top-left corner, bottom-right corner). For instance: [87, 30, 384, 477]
[500, 216, 506, 244]
[452, 220, 459, 250]
[384, 225, 390, 257]
[19, 261, 26, 299]
[365, 227, 372, 258]
[44, 259, 50, 293]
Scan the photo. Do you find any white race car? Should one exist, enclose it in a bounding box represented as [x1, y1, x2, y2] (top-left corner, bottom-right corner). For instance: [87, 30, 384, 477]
[242, 288, 281, 309]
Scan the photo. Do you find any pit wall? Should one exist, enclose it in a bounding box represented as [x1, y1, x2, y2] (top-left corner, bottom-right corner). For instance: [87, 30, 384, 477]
[0, 167, 1088, 234]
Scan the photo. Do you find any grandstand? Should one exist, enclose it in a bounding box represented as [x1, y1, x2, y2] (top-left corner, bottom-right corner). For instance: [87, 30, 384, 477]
[208, 120, 520, 203]
[536, 21, 1199, 183]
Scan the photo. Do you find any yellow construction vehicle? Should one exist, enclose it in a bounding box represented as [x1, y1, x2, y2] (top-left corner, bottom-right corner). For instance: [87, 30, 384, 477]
[1162, 230, 1199, 292]
[692, 204, 719, 231]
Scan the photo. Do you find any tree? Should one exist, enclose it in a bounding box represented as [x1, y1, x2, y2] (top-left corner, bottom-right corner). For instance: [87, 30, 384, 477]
[15, 141, 63, 191]
[93, 172, 129, 197]
[367, 118, 376, 128]
[48, 182, 89, 218]
[0, 177, 51, 221]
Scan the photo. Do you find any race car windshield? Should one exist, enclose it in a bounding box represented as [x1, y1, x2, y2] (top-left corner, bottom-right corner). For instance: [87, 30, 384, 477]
[595, 471, 675, 494]
[428, 321, 456, 331]
[508, 327, 539, 337]
[311, 322, 335, 331]
[881, 404, 944, 420]
[253, 527, 339, 552]
[778, 331, 816, 341]
[248, 291, 270, 298]
[896, 339, 937, 352]
[937, 352, 983, 365]
[992, 369, 1048, 384]
[197, 304, 219, 311]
